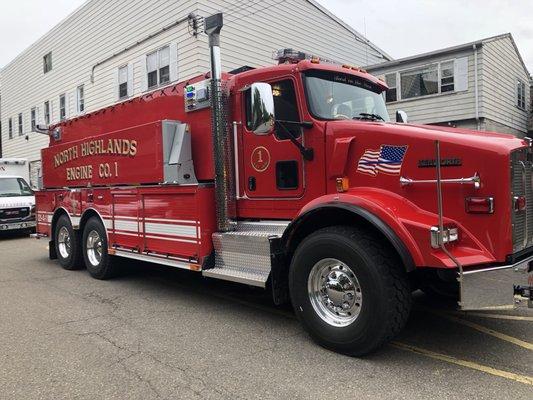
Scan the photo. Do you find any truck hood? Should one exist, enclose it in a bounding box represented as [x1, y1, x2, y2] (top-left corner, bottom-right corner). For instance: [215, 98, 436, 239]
[331, 120, 526, 153]
[0, 196, 35, 209]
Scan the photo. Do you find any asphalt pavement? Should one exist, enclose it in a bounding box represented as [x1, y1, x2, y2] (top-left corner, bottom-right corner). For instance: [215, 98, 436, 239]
[0, 234, 532, 399]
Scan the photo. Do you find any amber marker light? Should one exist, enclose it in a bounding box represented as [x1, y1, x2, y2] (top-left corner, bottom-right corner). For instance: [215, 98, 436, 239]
[336, 177, 349, 192]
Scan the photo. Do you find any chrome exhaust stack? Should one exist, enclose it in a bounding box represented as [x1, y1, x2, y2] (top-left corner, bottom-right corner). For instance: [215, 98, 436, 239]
[205, 13, 234, 232]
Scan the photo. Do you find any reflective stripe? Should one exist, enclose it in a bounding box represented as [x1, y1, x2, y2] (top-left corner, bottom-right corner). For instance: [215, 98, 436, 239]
[115, 220, 139, 232]
[144, 235, 198, 244]
[144, 217, 197, 225]
[145, 222, 197, 238]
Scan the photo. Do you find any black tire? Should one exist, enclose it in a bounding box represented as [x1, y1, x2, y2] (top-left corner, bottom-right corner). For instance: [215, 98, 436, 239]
[82, 217, 117, 280]
[289, 226, 412, 356]
[54, 214, 83, 270]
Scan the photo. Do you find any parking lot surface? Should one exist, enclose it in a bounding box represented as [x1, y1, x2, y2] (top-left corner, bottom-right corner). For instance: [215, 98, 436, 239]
[0, 235, 532, 399]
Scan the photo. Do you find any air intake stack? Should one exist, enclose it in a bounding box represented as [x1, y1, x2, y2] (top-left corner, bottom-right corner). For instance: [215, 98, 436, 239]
[205, 13, 234, 232]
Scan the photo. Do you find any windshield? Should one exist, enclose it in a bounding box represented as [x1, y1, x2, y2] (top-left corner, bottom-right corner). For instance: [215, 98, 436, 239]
[304, 70, 390, 122]
[0, 178, 34, 197]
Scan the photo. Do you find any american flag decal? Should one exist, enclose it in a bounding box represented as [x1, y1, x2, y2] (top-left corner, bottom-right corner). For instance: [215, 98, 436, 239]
[357, 145, 408, 176]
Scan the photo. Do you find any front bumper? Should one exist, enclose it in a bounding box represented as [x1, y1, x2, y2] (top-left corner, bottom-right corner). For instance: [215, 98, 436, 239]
[0, 220, 36, 231]
[460, 255, 533, 310]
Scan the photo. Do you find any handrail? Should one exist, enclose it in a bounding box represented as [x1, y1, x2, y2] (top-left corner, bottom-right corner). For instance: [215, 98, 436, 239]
[400, 173, 481, 189]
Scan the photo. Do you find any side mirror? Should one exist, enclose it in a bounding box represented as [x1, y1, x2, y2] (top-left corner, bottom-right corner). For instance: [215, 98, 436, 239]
[249, 82, 275, 135]
[396, 110, 408, 123]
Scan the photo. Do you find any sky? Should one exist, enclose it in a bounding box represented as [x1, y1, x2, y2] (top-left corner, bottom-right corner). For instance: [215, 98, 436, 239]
[1, 0, 532, 70]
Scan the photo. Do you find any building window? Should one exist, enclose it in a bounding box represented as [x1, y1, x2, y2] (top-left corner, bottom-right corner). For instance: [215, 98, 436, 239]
[118, 66, 129, 99]
[8, 118, 13, 139]
[385, 73, 397, 102]
[59, 94, 66, 121]
[401, 64, 439, 100]
[44, 101, 50, 125]
[31, 108, 36, 132]
[441, 61, 455, 92]
[43, 52, 52, 74]
[147, 46, 170, 89]
[77, 85, 85, 113]
[18, 113, 23, 136]
[517, 79, 526, 110]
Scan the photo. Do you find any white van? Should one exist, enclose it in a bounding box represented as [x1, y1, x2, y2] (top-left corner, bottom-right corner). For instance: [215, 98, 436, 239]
[0, 159, 36, 233]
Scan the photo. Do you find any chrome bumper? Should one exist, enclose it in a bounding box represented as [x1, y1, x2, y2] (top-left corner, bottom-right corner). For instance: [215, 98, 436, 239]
[0, 220, 36, 231]
[459, 255, 533, 310]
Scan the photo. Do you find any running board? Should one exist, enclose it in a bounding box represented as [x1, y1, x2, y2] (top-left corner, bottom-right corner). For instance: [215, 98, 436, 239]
[202, 221, 290, 287]
[111, 248, 200, 271]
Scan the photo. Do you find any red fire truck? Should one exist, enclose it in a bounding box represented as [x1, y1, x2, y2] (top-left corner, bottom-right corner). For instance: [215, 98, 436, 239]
[34, 14, 532, 355]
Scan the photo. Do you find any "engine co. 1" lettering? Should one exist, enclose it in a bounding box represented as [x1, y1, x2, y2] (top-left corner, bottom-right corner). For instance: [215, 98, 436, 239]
[66, 162, 120, 181]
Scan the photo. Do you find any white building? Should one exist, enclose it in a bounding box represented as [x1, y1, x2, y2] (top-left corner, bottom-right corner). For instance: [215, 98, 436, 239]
[0, 0, 389, 186]
[366, 34, 531, 137]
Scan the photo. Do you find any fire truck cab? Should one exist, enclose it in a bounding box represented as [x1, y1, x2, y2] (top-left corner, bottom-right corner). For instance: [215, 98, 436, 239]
[35, 14, 532, 355]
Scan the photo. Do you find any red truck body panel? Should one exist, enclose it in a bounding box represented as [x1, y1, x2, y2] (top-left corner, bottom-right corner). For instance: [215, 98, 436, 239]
[36, 59, 529, 271]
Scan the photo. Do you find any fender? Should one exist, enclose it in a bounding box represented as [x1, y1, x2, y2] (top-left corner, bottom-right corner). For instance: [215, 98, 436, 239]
[283, 189, 431, 272]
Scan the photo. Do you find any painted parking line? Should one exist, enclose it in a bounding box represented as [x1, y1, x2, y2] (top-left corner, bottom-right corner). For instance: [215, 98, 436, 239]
[392, 342, 533, 386]
[418, 307, 533, 351]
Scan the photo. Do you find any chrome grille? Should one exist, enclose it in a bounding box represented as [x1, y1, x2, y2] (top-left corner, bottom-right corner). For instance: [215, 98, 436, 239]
[0, 207, 30, 221]
[511, 148, 533, 252]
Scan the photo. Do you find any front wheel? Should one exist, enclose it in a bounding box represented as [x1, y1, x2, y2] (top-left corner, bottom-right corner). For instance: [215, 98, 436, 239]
[289, 226, 412, 356]
[82, 217, 118, 280]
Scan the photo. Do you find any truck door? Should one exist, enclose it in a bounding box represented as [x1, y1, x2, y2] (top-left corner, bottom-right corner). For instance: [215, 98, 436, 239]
[240, 78, 305, 198]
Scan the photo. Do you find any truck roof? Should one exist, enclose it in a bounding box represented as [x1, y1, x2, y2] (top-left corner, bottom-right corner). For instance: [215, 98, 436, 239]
[48, 60, 388, 143]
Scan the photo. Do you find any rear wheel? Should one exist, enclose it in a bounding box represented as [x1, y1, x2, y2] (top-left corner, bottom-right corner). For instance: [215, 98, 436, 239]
[289, 226, 412, 356]
[82, 217, 117, 280]
[54, 214, 83, 270]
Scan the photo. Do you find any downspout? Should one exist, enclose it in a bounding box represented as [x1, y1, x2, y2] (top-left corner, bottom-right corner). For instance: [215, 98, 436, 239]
[205, 13, 234, 232]
[473, 44, 480, 130]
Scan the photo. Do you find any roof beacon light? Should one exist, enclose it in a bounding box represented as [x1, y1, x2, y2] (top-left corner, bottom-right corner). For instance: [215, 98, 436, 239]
[274, 48, 339, 65]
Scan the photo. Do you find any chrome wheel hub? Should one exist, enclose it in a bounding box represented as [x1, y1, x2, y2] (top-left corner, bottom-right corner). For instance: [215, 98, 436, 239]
[308, 258, 362, 327]
[57, 226, 71, 259]
[86, 230, 103, 267]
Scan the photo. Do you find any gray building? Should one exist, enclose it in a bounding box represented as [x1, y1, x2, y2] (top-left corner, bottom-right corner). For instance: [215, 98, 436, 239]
[367, 34, 531, 137]
[0, 0, 389, 186]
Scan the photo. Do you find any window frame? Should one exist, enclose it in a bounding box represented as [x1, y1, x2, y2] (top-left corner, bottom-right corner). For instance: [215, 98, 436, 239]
[44, 101, 50, 125]
[43, 52, 52, 74]
[384, 59, 457, 103]
[18, 113, 23, 136]
[59, 94, 66, 121]
[146, 45, 171, 89]
[118, 65, 129, 99]
[77, 85, 85, 113]
[30, 107, 36, 132]
[517, 79, 526, 110]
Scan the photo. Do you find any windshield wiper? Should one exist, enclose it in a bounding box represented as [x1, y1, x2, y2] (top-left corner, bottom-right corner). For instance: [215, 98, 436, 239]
[354, 113, 385, 121]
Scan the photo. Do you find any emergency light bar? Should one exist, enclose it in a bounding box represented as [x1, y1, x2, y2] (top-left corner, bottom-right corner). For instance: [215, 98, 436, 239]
[274, 48, 339, 65]
[273, 48, 367, 73]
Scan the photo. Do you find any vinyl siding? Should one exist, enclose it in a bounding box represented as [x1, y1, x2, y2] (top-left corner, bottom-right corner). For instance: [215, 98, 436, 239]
[0, 0, 388, 162]
[367, 48, 479, 124]
[196, 0, 388, 72]
[0, 0, 200, 162]
[480, 36, 530, 133]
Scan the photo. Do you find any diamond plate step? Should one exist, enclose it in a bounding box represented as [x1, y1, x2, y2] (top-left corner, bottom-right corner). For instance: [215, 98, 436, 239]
[202, 221, 290, 287]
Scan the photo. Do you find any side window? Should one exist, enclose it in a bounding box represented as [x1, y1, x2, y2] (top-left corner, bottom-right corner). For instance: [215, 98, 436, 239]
[245, 79, 301, 140]
[272, 80, 301, 140]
